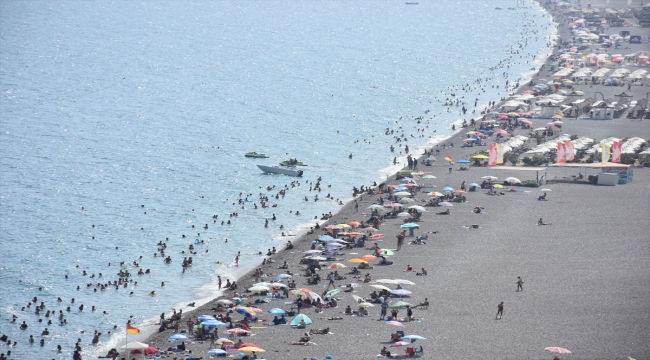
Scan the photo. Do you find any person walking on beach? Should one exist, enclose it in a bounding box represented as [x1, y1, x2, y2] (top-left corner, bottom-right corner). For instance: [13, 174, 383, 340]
[448, 161, 453, 174]
[496, 302, 504, 320]
[396, 231, 405, 250]
[435, 145, 440, 155]
[326, 272, 335, 290]
[380, 302, 388, 320]
[516, 277, 524, 292]
[461, 181, 466, 191]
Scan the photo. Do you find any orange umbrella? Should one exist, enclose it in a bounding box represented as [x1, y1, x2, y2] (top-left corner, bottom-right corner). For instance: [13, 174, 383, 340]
[348, 221, 362, 227]
[361, 255, 377, 261]
[347, 258, 368, 263]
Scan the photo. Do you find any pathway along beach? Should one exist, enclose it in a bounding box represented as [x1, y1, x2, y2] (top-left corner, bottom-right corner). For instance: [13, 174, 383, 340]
[97, 0, 650, 359]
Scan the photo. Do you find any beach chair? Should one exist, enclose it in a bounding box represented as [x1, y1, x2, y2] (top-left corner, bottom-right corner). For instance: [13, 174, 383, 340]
[414, 346, 423, 354]
[396, 330, 405, 338]
[406, 347, 415, 356]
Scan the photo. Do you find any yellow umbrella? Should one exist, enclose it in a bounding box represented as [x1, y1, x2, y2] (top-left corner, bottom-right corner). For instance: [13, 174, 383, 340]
[507, 112, 519, 117]
[471, 154, 488, 159]
[239, 347, 265, 352]
[430, 192, 444, 197]
[347, 258, 368, 263]
[337, 224, 351, 229]
[466, 131, 476, 135]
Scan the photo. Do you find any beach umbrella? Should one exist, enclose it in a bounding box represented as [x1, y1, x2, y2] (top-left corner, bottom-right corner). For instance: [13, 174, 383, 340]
[471, 154, 489, 159]
[290, 314, 312, 326]
[318, 235, 334, 241]
[367, 204, 384, 210]
[493, 184, 503, 189]
[235, 307, 255, 317]
[375, 279, 397, 284]
[348, 221, 362, 227]
[225, 328, 250, 334]
[452, 190, 466, 194]
[214, 299, 233, 305]
[361, 255, 377, 261]
[402, 335, 426, 341]
[248, 285, 270, 292]
[421, 175, 437, 179]
[121, 341, 149, 350]
[378, 249, 395, 256]
[408, 205, 427, 212]
[504, 177, 521, 183]
[393, 279, 415, 285]
[214, 338, 235, 345]
[392, 187, 408, 193]
[325, 225, 340, 230]
[268, 308, 286, 315]
[457, 159, 471, 164]
[167, 334, 188, 342]
[391, 289, 412, 297]
[329, 263, 347, 269]
[337, 224, 351, 229]
[481, 176, 498, 180]
[347, 258, 368, 263]
[207, 349, 227, 355]
[397, 212, 412, 217]
[358, 302, 375, 307]
[303, 250, 322, 254]
[545, 347, 571, 355]
[201, 319, 226, 327]
[438, 202, 453, 206]
[469, 183, 481, 187]
[399, 198, 415, 204]
[389, 301, 413, 308]
[369, 234, 385, 240]
[430, 192, 444, 197]
[298, 288, 313, 293]
[386, 321, 405, 327]
[442, 187, 454, 192]
[325, 289, 341, 298]
[370, 284, 392, 291]
[539, 188, 552, 191]
[239, 347, 265, 352]
[198, 315, 216, 321]
[400, 223, 419, 229]
[276, 274, 292, 279]
[306, 255, 327, 261]
[394, 191, 412, 197]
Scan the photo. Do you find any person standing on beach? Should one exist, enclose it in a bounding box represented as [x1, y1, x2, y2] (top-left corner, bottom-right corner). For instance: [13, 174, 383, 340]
[396, 231, 405, 250]
[326, 272, 335, 290]
[435, 145, 440, 155]
[217, 276, 222, 290]
[448, 161, 453, 174]
[516, 277, 524, 292]
[496, 302, 504, 319]
[461, 181, 466, 191]
[380, 302, 388, 320]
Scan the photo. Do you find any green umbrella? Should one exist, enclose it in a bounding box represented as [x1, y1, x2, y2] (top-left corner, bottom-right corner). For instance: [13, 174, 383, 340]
[400, 223, 419, 229]
[389, 301, 413, 308]
[422, 175, 437, 179]
[325, 289, 341, 298]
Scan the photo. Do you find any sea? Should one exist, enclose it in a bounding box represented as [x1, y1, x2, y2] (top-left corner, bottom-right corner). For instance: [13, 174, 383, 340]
[0, 1, 556, 358]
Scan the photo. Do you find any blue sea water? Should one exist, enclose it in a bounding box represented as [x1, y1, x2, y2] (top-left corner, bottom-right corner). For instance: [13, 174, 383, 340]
[0, 1, 555, 358]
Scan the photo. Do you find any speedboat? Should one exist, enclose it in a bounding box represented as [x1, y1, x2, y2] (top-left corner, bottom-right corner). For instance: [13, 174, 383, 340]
[245, 152, 269, 158]
[257, 165, 303, 177]
[280, 159, 307, 166]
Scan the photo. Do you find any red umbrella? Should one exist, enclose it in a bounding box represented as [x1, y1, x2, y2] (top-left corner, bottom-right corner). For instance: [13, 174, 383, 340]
[236, 342, 261, 349]
[545, 347, 571, 354]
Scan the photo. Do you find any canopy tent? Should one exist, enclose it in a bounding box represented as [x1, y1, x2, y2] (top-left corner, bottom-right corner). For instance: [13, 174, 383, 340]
[486, 166, 547, 184]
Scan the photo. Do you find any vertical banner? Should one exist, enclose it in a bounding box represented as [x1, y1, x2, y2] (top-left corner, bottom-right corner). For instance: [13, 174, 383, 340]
[601, 143, 611, 164]
[556, 142, 566, 164]
[488, 144, 497, 166]
[611, 141, 622, 163]
[564, 140, 574, 161]
[496, 144, 504, 165]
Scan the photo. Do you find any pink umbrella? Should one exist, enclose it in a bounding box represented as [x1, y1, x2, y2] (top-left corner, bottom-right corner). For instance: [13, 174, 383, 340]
[325, 225, 340, 230]
[383, 203, 402, 208]
[390, 341, 411, 348]
[545, 347, 571, 354]
[519, 119, 533, 125]
[498, 115, 508, 119]
[369, 234, 385, 240]
[226, 328, 250, 334]
[386, 321, 405, 327]
[496, 130, 508, 135]
[474, 132, 487, 137]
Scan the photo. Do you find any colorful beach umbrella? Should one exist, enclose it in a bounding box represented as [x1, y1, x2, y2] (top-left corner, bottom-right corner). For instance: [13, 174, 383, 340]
[400, 223, 419, 229]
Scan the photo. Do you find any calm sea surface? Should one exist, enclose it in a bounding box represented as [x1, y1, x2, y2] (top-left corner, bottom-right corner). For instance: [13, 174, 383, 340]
[0, 1, 554, 358]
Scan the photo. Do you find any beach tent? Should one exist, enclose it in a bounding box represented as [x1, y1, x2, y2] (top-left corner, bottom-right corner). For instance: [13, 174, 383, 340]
[290, 314, 313, 326]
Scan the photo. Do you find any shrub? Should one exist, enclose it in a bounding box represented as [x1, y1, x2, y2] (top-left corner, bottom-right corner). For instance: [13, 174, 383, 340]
[522, 156, 532, 165]
[508, 153, 519, 166]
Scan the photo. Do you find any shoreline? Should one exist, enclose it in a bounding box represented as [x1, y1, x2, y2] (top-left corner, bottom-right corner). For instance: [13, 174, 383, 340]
[137, 0, 563, 352]
[131, 0, 650, 358]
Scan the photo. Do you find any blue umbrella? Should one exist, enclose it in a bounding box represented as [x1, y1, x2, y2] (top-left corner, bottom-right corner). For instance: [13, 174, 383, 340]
[198, 315, 216, 321]
[475, 130, 488, 134]
[167, 334, 188, 342]
[276, 273, 292, 279]
[207, 349, 227, 355]
[469, 183, 481, 187]
[318, 235, 334, 241]
[401, 335, 426, 341]
[457, 159, 471, 164]
[442, 187, 454, 192]
[201, 320, 226, 327]
[269, 308, 286, 315]
[290, 314, 313, 326]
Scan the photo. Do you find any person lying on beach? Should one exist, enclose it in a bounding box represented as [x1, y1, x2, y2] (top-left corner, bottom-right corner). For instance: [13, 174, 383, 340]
[309, 327, 330, 335]
[416, 268, 428, 276]
[538, 192, 547, 201]
[473, 206, 482, 213]
[413, 298, 429, 308]
[436, 209, 450, 215]
[352, 307, 368, 316]
[538, 218, 551, 225]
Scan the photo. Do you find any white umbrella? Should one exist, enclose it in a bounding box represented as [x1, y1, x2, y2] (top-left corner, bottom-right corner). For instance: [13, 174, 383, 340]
[375, 279, 398, 284]
[481, 176, 498, 180]
[397, 212, 412, 217]
[352, 294, 365, 303]
[120, 341, 148, 350]
[504, 177, 521, 184]
[367, 204, 384, 210]
[407, 205, 427, 212]
[399, 198, 415, 204]
[392, 279, 415, 285]
[539, 188, 552, 191]
[303, 250, 322, 254]
[393, 191, 412, 197]
[390, 289, 413, 296]
[370, 284, 392, 291]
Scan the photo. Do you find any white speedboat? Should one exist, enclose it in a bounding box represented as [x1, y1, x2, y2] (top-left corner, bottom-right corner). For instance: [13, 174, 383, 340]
[257, 165, 303, 177]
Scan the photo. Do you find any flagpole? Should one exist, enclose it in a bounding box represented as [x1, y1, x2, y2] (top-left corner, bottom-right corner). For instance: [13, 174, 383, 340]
[126, 324, 129, 360]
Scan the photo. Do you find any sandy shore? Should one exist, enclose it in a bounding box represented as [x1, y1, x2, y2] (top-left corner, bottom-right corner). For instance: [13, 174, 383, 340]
[136, 1, 650, 359]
